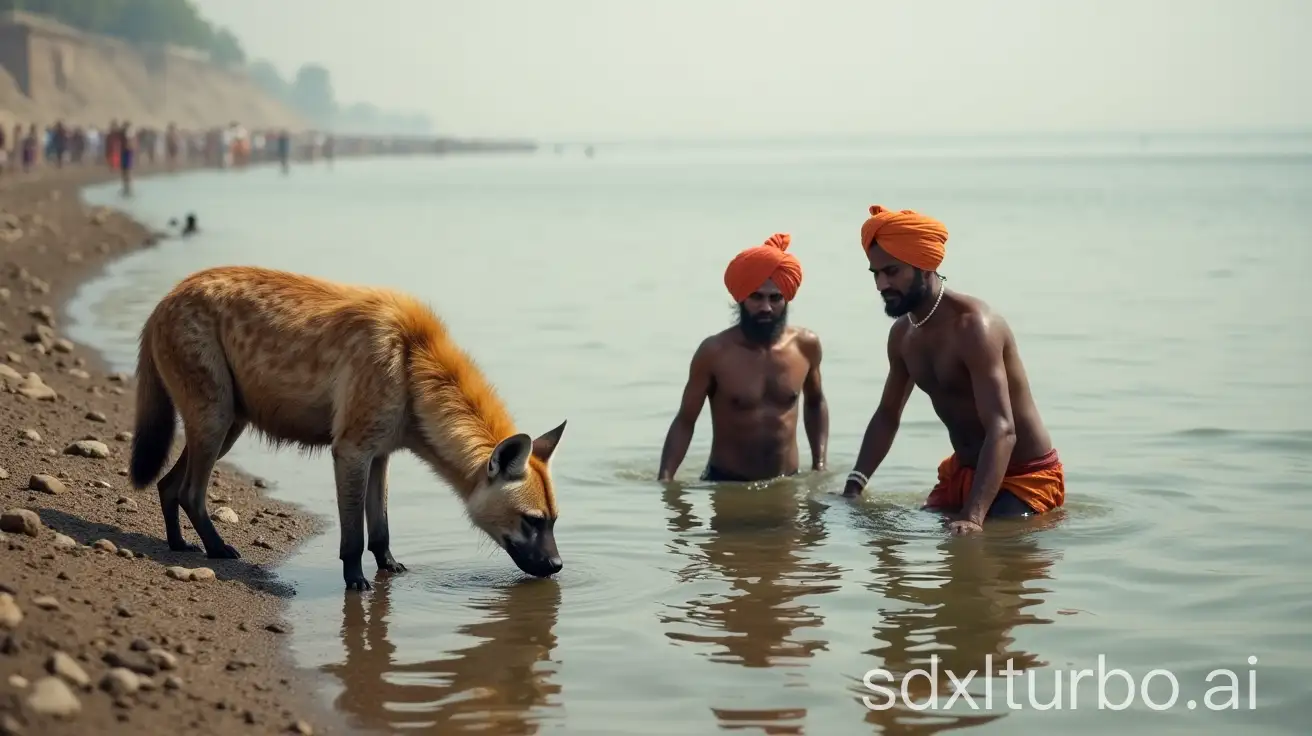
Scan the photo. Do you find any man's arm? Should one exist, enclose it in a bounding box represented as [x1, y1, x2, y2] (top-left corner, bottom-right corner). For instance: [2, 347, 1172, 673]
[657, 338, 715, 482]
[956, 314, 1017, 526]
[842, 324, 915, 496]
[798, 330, 828, 471]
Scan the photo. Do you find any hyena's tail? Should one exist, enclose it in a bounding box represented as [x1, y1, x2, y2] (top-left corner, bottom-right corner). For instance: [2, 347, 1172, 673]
[129, 327, 176, 489]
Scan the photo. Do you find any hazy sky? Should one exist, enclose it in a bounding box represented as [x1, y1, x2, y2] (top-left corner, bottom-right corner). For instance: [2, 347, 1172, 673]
[195, 0, 1311, 140]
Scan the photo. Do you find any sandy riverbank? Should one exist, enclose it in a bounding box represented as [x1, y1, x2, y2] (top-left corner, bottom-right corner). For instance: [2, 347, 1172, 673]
[0, 164, 346, 734]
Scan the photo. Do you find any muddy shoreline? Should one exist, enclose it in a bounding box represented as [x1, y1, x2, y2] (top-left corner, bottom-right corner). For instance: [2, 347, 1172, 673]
[0, 161, 352, 734]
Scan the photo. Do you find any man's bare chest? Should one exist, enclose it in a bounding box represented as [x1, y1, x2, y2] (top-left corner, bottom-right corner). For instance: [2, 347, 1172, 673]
[903, 338, 969, 397]
[713, 351, 807, 411]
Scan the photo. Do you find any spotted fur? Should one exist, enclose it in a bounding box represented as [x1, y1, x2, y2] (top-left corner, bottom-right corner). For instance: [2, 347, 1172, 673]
[129, 265, 566, 589]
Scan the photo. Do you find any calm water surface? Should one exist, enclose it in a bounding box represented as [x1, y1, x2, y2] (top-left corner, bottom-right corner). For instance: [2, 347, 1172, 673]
[68, 135, 1312, 735]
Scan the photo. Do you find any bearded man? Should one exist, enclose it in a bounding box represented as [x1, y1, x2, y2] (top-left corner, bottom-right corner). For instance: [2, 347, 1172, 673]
[658, 233, 828, 483]
[841, 205, 1066, 534]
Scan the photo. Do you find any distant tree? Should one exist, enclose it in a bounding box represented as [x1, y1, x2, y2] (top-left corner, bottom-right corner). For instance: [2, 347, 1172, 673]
[290, 63, 336, 123]
[208, 27, 244, 66]
[2, 0, 248, 66]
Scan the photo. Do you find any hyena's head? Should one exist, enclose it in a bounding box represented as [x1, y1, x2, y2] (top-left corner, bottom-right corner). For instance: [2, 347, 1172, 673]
[468, 420, 567, 578]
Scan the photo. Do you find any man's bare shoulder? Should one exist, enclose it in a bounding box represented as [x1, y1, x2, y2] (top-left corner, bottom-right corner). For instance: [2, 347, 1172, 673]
[691, 329, 737, 361]
[790, 326, 823, 362]
[947, 294, 1013, 354]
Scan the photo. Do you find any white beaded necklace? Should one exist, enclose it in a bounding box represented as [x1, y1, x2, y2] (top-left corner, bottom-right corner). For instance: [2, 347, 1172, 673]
[908, 281, 945, 329]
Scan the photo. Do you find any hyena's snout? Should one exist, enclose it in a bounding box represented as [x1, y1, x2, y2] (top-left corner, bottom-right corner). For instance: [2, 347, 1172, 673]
[502, 515, 562, 578]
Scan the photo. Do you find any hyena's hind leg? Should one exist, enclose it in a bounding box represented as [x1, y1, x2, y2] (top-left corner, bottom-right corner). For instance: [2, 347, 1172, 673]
[157, 417, 248, 553]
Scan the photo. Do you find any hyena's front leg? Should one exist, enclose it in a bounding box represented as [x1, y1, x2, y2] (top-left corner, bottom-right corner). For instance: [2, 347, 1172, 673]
[366, 454, 405, 574]
[334, 446, 373, 591]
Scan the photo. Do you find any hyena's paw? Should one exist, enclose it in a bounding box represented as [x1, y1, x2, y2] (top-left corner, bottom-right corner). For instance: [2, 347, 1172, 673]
[169, 540, 202, 553]
[375, 550, 407, 574]
[343, 560, 372, 591]
[206, 544, 242, 560]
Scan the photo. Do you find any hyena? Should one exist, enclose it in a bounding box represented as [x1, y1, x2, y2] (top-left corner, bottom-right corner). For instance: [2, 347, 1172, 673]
[129, 265, 566, 590]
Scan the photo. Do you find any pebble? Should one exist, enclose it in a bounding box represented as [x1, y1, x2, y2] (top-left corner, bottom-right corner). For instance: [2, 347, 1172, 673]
[15, 373, 57, 401]
[47, 651, 89, 688]
[22, 325, 54, 344]
[85, 410, 107, 423]
[31, 595, 60, 611]
[163, 675, 183, 690]
[211, 506, 239, 525]
[165, 566, 215, 582]
[92, 539, 117, 553]
[25, 676, 81, 718]
[103, 651, 156, 676]
[114, 602, 134, 618]
[0, 596, 19, 631]
[100, 667, 140, 697]
[117, 497, 140, 513]
[7, 674, 27, 688]
[28, 474, 66, 495]
[91, 479, 112, 489]
[18, 428, 40, 443]
[28, 306, 54, 325]
[0, 467, 7, 480]
[290, 719, 314, 735]
[0, 714, 19, 736]
[63, 439, 110, 458]
[0, 509, 41, 537]
[146, 648, 179, 671]
[51, 533, 76, 549]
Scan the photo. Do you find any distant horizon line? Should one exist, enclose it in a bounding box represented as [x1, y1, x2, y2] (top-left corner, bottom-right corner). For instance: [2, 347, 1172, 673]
[451, 125, 1312, 147]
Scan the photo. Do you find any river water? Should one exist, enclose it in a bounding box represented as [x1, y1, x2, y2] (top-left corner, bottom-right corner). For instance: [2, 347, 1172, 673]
[68, 134, 1311, 735]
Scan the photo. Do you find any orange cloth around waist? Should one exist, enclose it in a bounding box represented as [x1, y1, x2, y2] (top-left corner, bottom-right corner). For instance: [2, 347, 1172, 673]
[924, 448, 1065, 514]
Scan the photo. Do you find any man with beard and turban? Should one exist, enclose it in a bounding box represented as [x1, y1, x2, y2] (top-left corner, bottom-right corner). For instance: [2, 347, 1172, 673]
[841, 205, 1065, 534]
[657, 233, 829, 483]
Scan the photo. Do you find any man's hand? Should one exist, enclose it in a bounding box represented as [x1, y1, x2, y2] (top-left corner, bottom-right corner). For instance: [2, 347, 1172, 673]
[946, 518, 983, 535]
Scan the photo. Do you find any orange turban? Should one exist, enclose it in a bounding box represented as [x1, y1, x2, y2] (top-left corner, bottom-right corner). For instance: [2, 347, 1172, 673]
[723, 233, 803, 303]
[860, 205, 949, 272]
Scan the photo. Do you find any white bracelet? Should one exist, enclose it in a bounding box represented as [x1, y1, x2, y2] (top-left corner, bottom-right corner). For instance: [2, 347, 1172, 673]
[846, 470, 869, 488]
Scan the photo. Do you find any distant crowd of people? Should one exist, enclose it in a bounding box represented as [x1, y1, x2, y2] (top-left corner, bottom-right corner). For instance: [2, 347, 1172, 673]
[0, 118, 338, 191]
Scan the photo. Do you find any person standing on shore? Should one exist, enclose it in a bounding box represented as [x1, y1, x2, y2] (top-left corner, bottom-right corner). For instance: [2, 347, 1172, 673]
[277, 129, 291, 174]
[119, 121, 135, 196]
[21, 124, 36, 173]
[841, 205, 1065, 533]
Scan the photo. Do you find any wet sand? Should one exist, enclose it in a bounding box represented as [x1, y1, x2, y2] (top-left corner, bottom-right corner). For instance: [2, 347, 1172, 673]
[0, 163, 343, 734]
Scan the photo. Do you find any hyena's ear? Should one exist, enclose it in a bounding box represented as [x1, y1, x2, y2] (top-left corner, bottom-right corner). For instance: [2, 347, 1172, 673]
[531, 420, 567, 462]
[488, 433, 533, 480]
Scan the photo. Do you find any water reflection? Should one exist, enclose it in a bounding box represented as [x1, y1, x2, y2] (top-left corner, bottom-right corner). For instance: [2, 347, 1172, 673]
[846, 506, 1062, 734]
[321, 577, 563, 734]
[661, 479, 845, 731]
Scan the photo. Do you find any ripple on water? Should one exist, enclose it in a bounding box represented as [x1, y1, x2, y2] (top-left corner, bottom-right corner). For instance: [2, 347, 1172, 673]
[416, 539, 674, 618]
